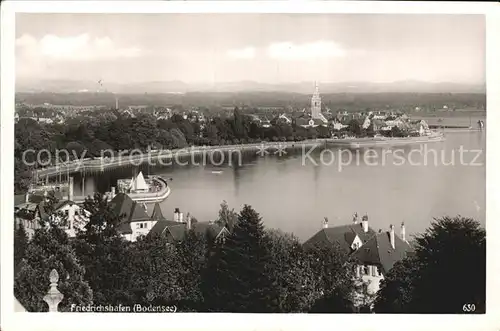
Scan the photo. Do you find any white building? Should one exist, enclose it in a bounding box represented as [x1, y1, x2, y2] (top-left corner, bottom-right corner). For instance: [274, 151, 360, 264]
[304, 215, 413, 308]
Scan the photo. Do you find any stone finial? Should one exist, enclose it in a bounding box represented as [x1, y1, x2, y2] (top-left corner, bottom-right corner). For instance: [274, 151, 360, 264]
[43, 269, 64, 312]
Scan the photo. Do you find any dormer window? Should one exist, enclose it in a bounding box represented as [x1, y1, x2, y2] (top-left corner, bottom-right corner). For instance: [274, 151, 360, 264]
[360, 265, 370, 275]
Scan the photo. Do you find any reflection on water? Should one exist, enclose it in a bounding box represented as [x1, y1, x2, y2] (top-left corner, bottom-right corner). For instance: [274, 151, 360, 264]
[73, 132, 485, 241]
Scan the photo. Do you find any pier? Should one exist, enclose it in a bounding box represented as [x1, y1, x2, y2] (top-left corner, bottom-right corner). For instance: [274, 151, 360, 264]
[34, 132, 452, 179]
[73, 176, 171, 204]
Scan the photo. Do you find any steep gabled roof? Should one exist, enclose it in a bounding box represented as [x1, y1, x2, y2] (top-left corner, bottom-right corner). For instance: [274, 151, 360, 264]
[109, 193, 134, 221]
[110, 193, 149, 223]
[304, 223, 377, 253]
[151, 203, 165, 221]
[351, 231, 412, 274]
[147, 220, 228, 243]
[192, 222, 225, 241]
[166, 223, 188, 242]
[129, 203, 150, 222]
[148, 220, 183, 237]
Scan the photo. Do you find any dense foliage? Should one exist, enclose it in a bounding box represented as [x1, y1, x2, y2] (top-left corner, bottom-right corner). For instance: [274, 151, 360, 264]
[14, 223, 93, 312]
[14, 200, 366, 312]
[14, 195, 485, 313]
[14, 108, 332, 194]
[374, 216, 486, 314]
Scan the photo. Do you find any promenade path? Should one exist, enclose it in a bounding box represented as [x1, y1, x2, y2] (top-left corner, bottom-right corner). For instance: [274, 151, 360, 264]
[33, 134, 449, 178]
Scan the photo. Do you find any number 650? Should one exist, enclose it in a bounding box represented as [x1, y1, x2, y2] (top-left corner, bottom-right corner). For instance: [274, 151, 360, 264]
[463, 304, 476, 312]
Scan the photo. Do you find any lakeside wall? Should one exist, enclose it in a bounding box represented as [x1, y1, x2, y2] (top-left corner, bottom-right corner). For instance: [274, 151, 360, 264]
[34, 135, 451, 178]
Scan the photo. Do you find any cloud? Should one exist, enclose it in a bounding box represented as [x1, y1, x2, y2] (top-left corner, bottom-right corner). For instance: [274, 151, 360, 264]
[268, 41, 346, 60]
[226, 46, 256, 59]
[16, 33, 143, 61]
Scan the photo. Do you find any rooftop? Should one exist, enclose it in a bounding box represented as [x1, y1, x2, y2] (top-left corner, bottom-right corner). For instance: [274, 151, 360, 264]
[304, 223, 377, 253]
[351, 231, 413, 274]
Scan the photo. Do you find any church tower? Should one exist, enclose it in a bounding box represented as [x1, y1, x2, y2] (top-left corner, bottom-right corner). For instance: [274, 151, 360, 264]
[311, 81, 322, 120]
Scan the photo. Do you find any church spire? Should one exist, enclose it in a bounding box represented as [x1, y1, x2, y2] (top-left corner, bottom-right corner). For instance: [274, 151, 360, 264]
[311, 81, 322, 120]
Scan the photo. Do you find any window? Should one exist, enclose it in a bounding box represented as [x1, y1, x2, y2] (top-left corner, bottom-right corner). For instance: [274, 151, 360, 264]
[64, 210, 69, 217]
[75, 210, 79, 216]
[363, 265, 369, 275]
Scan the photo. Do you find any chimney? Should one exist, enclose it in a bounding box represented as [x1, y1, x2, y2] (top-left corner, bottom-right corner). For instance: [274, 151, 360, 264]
[390, 224, 395, 249]
[68, 177, 74, 201]
[352, 212, 358, 224]
[322, 217, 329, 229]
[25, 192, 29, 203]
[186, 213, 192, 230]
[174, 208, 180, 222]
[362, 214, 369, 233]
[401, 222, 406, 242]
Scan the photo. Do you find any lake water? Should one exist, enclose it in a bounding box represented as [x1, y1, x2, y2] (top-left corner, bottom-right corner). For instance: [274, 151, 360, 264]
[73, 130, 486, 242]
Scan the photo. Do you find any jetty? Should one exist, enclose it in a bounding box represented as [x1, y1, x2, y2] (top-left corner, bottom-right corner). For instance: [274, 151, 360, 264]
[72, 175, 171, 204]
[33, 141, 324, 178]
[33, 133, 449, 179]
[326, 133, 446, 149]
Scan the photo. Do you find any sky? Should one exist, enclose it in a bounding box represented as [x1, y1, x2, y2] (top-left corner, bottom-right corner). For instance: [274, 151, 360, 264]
[15, 14, 485, 85]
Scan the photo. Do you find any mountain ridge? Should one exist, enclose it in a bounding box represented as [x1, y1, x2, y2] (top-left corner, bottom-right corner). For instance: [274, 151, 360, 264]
[15, 79, 486, 94]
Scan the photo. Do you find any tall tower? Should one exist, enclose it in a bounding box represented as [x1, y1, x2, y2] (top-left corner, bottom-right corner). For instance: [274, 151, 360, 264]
[311, 81, 322, 119]
[115, 96, 119, 110]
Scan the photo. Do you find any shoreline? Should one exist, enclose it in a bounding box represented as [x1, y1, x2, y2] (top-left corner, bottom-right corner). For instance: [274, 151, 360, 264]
[33, 133, 449, 177]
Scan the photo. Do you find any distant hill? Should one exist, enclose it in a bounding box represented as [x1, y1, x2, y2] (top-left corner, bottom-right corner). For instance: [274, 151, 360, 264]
[15, 90, 486, 112]
[15, 79, 486, 94]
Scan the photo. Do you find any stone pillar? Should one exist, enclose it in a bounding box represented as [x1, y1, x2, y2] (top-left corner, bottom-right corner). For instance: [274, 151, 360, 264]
[43, 269, 64, 312]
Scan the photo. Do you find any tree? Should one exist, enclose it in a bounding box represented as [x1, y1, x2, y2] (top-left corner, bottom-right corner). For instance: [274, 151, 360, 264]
[263, 229, 318, 312]
[373, 258, 418, 313]
[14, 224, 28, 269]
[173, 230, 209, 311]
[374, 216, 486, 314]
[366, 123, 376, 137]
[232, 107, 247, 139]
[201, 205, 274, 312]
[72, 193, 133, 305]
[14, 224, 93, 312]
[348, 119, 362, 136]
[170, 128, 188, 149]
[305, 243, 357, 313]
[66, 141, 86, 159]
[126, 235, 184, 307]
[215, 200, 238, 231]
